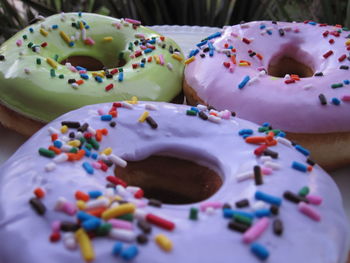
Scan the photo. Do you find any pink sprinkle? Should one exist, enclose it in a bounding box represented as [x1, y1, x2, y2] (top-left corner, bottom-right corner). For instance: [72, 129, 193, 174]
[69, 66, 78, 72]
[159, 54, 164, 65]
[109, 219, 133, 230]
[132, 199, 147, 208]
[125, 18, 141, 25]
[92, 162, 102, 169]
[62, 202, 77, 216]
[220, 110, 231, 120]
[261, 166, 273, 175]
[97, 109, 104, 115]
[341, 95, 350, 102]
[51, 220, 61, 232]
[200, 201, 223, 211]
[294, 27, 300, 33]
[298, 202, 321, 221]
[16, 40, 22, 47]
[242, 217, 270, 243]
[84, 37, 95, 46]
[231, 32, 238, 38]
[140, 45, 147, 50]
[306, 195, 323, 205]
[113, 22, 121, 29]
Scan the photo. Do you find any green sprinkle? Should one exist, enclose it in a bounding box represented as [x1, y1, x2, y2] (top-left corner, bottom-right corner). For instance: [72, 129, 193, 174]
[258, 127, 269, 133]
[128, 42, 133, 51]
[117, 213, 133, 222]
[28, 42, 33, 48]
[59, 74, 64, 79]
[23, 35, 28, 40]
[36, 58, 41, 65]
[186, 110, 197, 116]
[189, 207, 198, 220]
[269, 129, 281, 135]
[79, 137, 86, 145]
[118, 52, 124, 59]
[343, 27, 349, 31]
[69, 147, 78, 153]
[54, 54, 59, 61]
[38, 148, 55, 158]
[331, 83, 343, 89]
[84, 143, 92, 150]
[118, 68, 123, 72]
[50, 69, 56, 77]
[88, 138, 99, 150]
[298, 186, 310, 197]
[95, 223, 112, 236]
[233, 214, 252, 226]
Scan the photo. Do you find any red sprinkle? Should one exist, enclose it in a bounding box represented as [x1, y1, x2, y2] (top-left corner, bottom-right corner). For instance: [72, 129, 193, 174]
[285, 79, 295, 84]
[338, 54, 347, 62]
[51, 133, 58, 142]
[41, 42, 48, 47]
[50, 232, 61, 242]
[113, 102, 122, 108]
[242, 38, 251, 44]
[223, 62, 230, 68]
[34, 188, 45, 199]
[329, 39, 334, 44]
[146, 213, 175, 231]
[105, 83, 114, 92]
[110, 68, 119, 75]
[322, 31, 329, 37]
[134, 189, 144, 199]
[323, 50, 333, 59]
[254, 144, 268, 156]
[342, 95, 350, 102]
[106, 175, 127, 187]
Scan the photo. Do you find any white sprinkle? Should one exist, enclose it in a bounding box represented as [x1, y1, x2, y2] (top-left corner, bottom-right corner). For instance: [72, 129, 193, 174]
[166, 62, 173, 71]
[85, 197, 109, 210]
[284, 74, 291, 80]
[24, 68, 31, 74]
[236, 170, 254, 182]
[53, 153, 68, 163]
[71, 83, 79, 89]
[61, 144, 73, 152]
[81, 28, 86, 40]
[104, 188, 115, 198]
[145, 104, 158, 111]
[134, 209, 147, 221]
[54, 197, 67, 211]
[205, 207, 215, 215]
[48, 126, 60, 135]
[122, 101, 133, 109]
[208, 115, 221, 123]
[87, 126, 96, 135]
[109, 229, 136, 242]
[63, 233, 77, 250]
[116, 185, 130, 198]
[303, 84, 313, 90]
[45, 162, 56, 171]
[248, 76, 258, 85]
[260, 156, 273, 163]
[276, 137, 293, 147]
[263, 161, 281, 170]
[258, 70, 266, 77]
[126, 186, 141, 194]
[252, 201, 268, 211]
[196, 104, 208, 111]
[109, 154, 127, 168]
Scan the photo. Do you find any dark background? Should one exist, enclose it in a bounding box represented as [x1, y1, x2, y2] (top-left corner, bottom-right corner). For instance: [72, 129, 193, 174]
[1, 0, 350, 43]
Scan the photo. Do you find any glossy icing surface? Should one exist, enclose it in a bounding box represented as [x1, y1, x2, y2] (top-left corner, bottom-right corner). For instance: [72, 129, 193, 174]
[184, 21, 350, 133]
[0, 13, 184, 122]
[0, 101, 348, 263]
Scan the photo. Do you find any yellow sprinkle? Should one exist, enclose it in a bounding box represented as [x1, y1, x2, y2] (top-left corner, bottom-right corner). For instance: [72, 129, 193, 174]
[103, 36, 113, 42]
[138, 111, 149, 122]
[346, 39, 350, 46]
[67, 140, 81, 147]
[239, 62, 249, 66]
[155, 234, 173, 252]
[59, 30, 71, 44]
[172, 53, 183, 62]
[76, 200, 86, 210]
[110, 195, 122, 202]
[184, 56, 195, 64]
[79, 21, 84, 30]
[102, 203, 135, 220]
[101, 147, 112, 155]
[40, 28, 48, 37]
[154, 55, 161, 64]
[46, 58, 58, 69]
[60, 125, 68, 134]
[75, 228, 95, 262]
[92, 72, 105, 78]
[126, 96, 138, 104]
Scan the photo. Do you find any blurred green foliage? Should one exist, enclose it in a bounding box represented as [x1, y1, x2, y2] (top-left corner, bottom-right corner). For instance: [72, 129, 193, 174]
[1, 0, 350, 43]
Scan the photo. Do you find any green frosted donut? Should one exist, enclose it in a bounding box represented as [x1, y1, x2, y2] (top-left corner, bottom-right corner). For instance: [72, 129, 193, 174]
[0, 12, 184, 124]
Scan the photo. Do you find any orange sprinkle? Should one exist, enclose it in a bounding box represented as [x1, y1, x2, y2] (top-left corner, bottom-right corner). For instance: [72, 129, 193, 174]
[109, 110, 118, 118]
[75, 190, 90, 202]
[160, 36, 165, 41]
[51, 133, 58, 142]
[48, 146, 62, 154]
[231, 55, 236, 64]
[101, 128, 108, 135]
[86, 207, 107, 217]
[291, 74, 300, 81]
[76, 79, 84, 85]
[256, 53, 263, 60]
[95, 130, 103, 142]
[34, 188, 45, 199]
[245, 136, 267, 144]
[147, 56, 153, 63]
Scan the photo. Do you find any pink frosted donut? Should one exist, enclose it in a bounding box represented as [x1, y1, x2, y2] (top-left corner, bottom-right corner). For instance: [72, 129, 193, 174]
[0, 101, 349, 263]
[184, 21, 350, 170]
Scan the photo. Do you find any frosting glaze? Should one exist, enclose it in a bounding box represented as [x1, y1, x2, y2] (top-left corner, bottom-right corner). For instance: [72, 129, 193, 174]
[184, 21, 350, 133]
[0, 13, 184, 122]
[0, 101, 349, 263]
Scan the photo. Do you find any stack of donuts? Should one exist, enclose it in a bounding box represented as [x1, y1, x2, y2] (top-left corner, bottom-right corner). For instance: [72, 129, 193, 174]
[0, 13, 349, 263]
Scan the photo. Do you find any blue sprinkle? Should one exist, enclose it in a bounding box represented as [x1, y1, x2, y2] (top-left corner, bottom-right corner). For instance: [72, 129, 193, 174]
[295, 145, 310, 156]
[308, 21, 317, 25]
[82, 162, 94, 174]
[251, 242, 269, 260]
[80, 74, 89, 80]
[208, 42, 214, 57]
[207, 32, 222, 40]
[78, 12, 82, 17]
[89, 190, 103, 199]
[291, 161, 307, 172]
[77, 211, 96, 222]
[53, 140, 63, 148]
[144, 48, 153, 53]
[255, 209, 271, 218]
[140, 63, 145, 68]
[276, 131, 286, 137]
[255, 191, 282, 206]
[82, 218, 102, 231]
[190, 107, 199, 113]
[118, 72, 124, 82]
[69, 41, 75, 47]
[52, 24, 58, 29]
[95, 76, 103, 83]
[189, 49, 200, 58]
[82, 147, 91, 157]
[196, 40, 207, 47]
[238, 75, 250, 89]
[91, 153, 98, 160]
[332, 97, 341, 105]
[112, 242, 123, 256]
[242, 134, 251, 139]
[76, 66, 87, 71]
[259, 24, 266, 29]
[29, 27, 34, 33]
[121, 245, 139, 260]
[101, 114, 113, 121]
[262, 122, 270, 127]
[238, 129, 253, 136]
[266, 30, 272, 35]
[344, 79, 350, 85]
[148, 39, 156, 44]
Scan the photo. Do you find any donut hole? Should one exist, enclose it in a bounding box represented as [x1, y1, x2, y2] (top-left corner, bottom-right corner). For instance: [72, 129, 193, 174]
[114, 155, 223, 205]
[60, 55, 126, 71]
[268, 56, 314, 78]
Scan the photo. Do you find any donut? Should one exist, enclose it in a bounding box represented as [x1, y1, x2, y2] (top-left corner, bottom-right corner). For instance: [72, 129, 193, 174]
[0, 101, 348, 263]
[0, 12, 184, 136]
[183, 21, 350, 170]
